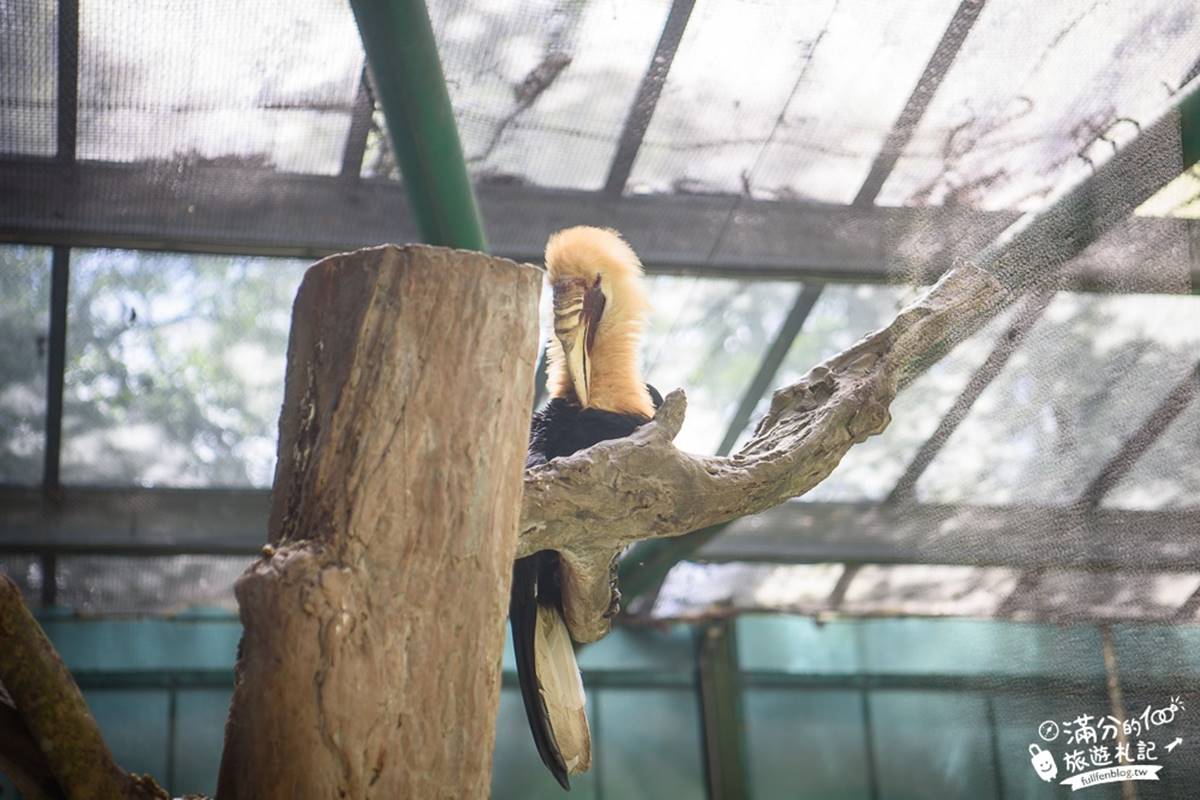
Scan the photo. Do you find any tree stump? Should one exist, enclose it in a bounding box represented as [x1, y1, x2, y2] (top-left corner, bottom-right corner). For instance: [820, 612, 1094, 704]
[216, 245, 541, 799]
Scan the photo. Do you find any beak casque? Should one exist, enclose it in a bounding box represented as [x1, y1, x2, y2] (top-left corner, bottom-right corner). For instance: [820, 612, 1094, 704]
[553, 276, 606, 406]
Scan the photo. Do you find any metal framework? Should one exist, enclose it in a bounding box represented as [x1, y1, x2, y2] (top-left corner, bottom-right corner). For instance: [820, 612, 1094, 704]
[1, 0, 1198, 628]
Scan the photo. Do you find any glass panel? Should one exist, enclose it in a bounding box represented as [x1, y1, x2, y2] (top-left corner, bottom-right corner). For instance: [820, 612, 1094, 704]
[492, 687, 599, 799]
[918, 293, 1200, 505]
[628, 0, 962, 202]
[877, 0, 1200, 210]
[62, 249, 307, 487]
[56, 555, 244, 615]
[423, 0, 672, 190]
[869, 690, 999, 799]
[0, 0, 56, 156]
[84, 689, 170, 780]
[0, 244, 51, 484]
[174, 688, 232, 797]
[640, 277, 801, 454]
[745, 689, 871, 800]
[992, 691, 1122, 800]
[79, 0, 363, 173]
[596, 688, 706, 800]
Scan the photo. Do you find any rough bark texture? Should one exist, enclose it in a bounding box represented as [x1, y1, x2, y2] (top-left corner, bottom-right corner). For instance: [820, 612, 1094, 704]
[216, 245, 541, 799]
[518, 264, 1008, 643]
[0, 576, 136, 800]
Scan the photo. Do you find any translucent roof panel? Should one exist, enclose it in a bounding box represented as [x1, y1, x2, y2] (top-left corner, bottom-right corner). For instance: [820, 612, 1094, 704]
[917, 292, 1200, 506]
[639, 276, 802, 454]
[428, 0, 673, 190]
[1001, 570, 1200, 622]
[78, 0, 364, 173]
[0, 245, 51, 485]
[61, 250, 307, 488]
[651, 562, 844, 620]
[627, 0, 961, 202]
[876, 0, 1200, 210]
[0, 0, 56, 156]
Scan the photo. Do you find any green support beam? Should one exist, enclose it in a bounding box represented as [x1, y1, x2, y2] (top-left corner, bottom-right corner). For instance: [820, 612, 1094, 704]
[349, 0, 487, 250]
[697, 621, 750, 800]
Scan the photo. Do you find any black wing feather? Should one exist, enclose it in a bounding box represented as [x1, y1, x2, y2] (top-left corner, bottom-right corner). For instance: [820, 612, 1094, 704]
[510, 387, 662, 790]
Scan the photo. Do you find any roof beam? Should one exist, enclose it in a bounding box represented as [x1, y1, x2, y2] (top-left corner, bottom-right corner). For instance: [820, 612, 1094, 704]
[3, 159, 1197, 292]
[0, 487, 268, 557]
[603, 0, 695, 195]
[4, 487, 1198, 573]
[853, 0, 985, 206]
[697, 501, 1200, 572]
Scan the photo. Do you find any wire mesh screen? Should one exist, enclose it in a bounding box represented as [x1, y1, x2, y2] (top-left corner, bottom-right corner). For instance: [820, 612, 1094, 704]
[1, 1, 1200, 795]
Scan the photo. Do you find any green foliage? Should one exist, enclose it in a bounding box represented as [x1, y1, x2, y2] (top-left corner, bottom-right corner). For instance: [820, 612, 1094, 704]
[60, 249, 307, 487]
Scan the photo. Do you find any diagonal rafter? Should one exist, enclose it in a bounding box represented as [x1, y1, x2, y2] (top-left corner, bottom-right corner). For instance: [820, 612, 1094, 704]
[887, 289, 1053, 502]
[340, 68, 375, 178]
[57, 0, 79, 163]
[853, 0, 985, 206]
[603, 0, 696, 195]
[1080, 362, 1200, 506]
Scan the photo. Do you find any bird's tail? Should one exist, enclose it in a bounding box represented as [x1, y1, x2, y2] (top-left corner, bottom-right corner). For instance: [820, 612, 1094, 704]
[511, 552, 592, 790]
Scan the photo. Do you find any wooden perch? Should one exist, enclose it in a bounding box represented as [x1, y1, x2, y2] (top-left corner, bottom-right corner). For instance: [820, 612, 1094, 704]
[216, 245, 541, 798]
[0, 697, 60, 800]
[517, 264, 1008, 643]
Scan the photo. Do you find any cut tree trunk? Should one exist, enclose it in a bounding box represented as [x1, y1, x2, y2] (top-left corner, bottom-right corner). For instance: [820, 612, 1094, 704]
[216, 245, 541, 799]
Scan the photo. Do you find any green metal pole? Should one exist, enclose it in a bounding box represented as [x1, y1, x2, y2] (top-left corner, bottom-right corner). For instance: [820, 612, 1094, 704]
[349, 0, 487, 251]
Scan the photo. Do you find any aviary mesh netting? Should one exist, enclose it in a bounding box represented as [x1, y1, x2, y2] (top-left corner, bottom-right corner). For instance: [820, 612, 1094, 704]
[1, 1, 1199, 624]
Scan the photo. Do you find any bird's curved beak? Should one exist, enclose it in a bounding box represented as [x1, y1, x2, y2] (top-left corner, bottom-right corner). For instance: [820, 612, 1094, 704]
[553, 276, 606, 406]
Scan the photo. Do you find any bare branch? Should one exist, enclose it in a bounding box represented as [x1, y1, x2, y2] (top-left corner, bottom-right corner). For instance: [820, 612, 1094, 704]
[0, 577, 140, 800]
[0, 697, 61, 800]
[517, 263, 1007, 641]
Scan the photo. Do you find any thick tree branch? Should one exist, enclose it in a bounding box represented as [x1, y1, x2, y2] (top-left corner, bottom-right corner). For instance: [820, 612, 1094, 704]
[0, 696, 61, 800]
[0, 577, 152, 799]
[517, 265, 1006, 641]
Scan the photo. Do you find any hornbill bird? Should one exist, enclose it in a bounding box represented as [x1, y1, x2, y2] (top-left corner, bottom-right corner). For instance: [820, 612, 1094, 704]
[512, 226, 661, 790]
